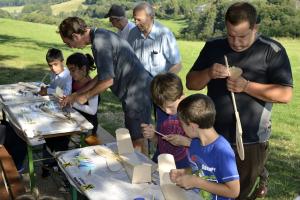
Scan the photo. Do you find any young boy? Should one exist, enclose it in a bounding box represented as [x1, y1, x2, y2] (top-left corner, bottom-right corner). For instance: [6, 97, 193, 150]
[40, 48, 72, 177]
[141, 73, 191, 168]
[39, 48, 72, 96]
[170, 94, 240, 199]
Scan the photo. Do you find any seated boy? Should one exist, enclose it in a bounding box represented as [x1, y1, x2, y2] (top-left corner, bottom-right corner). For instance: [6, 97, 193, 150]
[141, 73, 191, 169]
[39, 48, 72, 177]
[170, 94, 240, 199]
[38, 48, 72, 96]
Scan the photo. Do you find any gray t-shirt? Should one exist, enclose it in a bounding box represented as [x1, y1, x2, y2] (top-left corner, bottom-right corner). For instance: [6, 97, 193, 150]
[90, 28, 152, 112]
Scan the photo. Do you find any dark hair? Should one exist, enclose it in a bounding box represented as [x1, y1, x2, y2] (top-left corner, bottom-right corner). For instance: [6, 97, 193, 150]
[177, 94, 216, 129]
[225, 2, 257, 29]
[58, 17, 88, 39]
[46, 48, 63, 63]
[66, 53, 96, 76]
[150, 73, 183, 107]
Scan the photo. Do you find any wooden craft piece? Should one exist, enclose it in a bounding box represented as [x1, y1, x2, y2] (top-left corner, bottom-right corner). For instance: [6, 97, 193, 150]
[94, 146, 123, 172]
[55, 86, 64, 98]
[224, 55, 245, 160]
[158, 154, 187, 200]
[116, 128, 152, 184]
[229, 66, 243, 79]
[116, 128, 134, 154]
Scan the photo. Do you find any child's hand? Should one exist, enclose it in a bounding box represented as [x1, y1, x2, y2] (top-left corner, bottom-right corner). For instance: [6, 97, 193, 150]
[60, 93, 77, 107]
[38, 86, 47, 96]
[163, 134, 191, 147]
[169, 169, 186, 183]
[173, 174, 196, 189]
[141, 123, 155, 139]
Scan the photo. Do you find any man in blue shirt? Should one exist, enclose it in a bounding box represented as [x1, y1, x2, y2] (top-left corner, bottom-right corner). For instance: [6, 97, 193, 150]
[128, 2, 182, 77]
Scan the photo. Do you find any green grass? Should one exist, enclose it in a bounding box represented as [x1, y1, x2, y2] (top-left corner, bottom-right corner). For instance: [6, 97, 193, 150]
[51, 0, 87, 16]
[0, 18, 299, 199]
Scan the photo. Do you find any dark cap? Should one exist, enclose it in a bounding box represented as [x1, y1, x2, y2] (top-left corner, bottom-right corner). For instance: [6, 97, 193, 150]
[104, 4, 125, 18]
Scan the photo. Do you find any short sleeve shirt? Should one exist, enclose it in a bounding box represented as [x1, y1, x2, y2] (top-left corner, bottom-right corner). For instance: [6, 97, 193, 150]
[48, 68, 72, 96]
[190, 35, 293, 143]
[90, 28, 152, 112]
[128, 21, 181, 76]
[189, 136, 239, 200]
[156, 108, 188, 163]
[118, 21, 135, 41]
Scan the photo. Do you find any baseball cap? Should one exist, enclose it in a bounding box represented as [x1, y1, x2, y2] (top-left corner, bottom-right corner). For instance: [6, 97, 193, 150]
[104, 4, 125, 18]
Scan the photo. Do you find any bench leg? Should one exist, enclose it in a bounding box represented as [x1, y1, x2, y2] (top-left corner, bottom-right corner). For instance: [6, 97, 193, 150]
[71, 185, 78, 200]
[27, 145, 36, 191]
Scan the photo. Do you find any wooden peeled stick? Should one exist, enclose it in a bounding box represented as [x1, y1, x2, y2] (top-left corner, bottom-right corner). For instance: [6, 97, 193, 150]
[224, 55, 245, 160]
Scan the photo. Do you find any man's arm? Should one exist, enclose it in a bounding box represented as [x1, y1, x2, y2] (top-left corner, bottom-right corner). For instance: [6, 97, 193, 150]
[78, 78, 114, 104]
[227, 77, 293, 103]
[168, 63, 182, 74]
[186, 63, 229, 90]
[76, 75, 99, 95]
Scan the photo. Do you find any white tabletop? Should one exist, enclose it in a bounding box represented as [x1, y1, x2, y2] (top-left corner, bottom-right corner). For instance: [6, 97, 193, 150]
[56, 143, 201, 200]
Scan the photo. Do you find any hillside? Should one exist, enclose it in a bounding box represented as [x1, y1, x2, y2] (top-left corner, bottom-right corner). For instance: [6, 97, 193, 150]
[51, 0, 87, 15]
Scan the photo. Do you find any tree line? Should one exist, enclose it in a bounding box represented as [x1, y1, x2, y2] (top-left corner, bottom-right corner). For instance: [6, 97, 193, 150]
[0, 0, 299, 39]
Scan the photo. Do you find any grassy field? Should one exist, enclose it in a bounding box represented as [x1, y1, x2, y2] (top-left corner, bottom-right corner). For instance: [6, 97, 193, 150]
[0, 18, 299, 199]
[51, 0, 87, 16]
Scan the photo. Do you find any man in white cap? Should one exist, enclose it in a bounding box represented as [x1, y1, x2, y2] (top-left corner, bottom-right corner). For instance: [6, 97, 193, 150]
[105, 4, 135, 40]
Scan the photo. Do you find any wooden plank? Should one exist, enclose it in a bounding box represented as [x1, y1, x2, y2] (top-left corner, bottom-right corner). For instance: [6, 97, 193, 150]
[0, 145, 25, 199]
[158, 154, 187, 200]
[0, 163, 10, 200]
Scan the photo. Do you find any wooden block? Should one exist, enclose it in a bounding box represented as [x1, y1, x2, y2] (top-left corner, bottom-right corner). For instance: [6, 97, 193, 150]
[116, 128, 134, 154]
[158, 154, 187, 200]
[116, 128, 152, 184]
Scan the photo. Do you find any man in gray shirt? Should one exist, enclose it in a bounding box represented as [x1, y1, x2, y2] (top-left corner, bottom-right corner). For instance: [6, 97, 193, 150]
[58, 17, 152, 154]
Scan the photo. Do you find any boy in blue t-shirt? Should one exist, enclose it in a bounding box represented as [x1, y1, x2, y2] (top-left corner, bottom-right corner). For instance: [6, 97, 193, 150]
[170, 94, 240, 200]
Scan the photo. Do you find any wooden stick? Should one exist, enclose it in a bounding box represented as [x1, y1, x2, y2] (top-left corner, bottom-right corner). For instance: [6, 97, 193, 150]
[153, 129, 167, 137]
[224, 55, 244, 160]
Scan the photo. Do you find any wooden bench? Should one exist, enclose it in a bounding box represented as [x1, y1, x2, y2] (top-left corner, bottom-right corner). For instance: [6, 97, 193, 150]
[0, 145, 26, 200]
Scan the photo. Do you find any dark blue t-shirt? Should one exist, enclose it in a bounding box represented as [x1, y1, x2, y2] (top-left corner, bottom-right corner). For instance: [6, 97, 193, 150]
[189, 136, 239, 200]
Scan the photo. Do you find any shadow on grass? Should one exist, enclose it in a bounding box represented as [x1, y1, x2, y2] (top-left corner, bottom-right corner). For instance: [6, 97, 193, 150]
[0, 54, 18, 61]
[0, 34, 71, 52]
[266, 132, 300, 199]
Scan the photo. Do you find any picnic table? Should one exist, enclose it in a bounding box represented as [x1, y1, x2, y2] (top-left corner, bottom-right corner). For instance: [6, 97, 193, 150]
[56, 143, 202, 200]
[0, 82, 93, 191]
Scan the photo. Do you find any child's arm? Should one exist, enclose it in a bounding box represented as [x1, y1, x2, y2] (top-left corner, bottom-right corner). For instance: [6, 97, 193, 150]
[163, 134, 191, 147]
[172, 174, 240, 198]
[72, 95, 98, 115]
[141, 123, 158, 144]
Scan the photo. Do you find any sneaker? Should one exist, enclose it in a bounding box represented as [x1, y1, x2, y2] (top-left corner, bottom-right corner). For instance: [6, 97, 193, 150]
[254, 182, 268, 198]
[84, 135, 101, 146]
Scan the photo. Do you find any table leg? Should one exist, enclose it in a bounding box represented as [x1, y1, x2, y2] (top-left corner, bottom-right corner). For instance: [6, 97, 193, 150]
[27, 145, 35, 191]
[71, 185, 78, 200]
